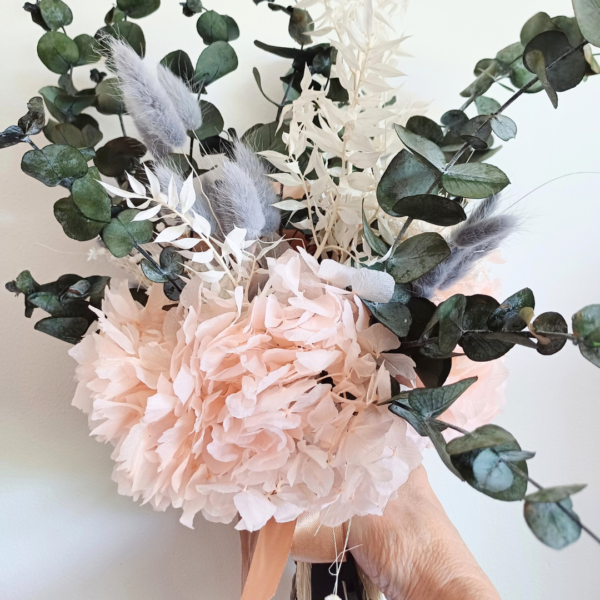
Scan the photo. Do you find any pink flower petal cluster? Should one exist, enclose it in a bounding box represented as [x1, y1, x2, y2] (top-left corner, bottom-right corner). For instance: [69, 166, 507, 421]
[69, 249, 422, 531]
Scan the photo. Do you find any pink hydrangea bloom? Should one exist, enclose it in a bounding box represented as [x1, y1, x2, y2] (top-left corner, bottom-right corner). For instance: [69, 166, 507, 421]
[69, 249, 422, 531]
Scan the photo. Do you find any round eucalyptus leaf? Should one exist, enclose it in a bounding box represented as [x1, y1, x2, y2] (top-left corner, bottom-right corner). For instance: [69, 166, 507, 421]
[442, 163, 510, 199]
[161, 50, 195, 87]
[533, 311, 568, 356]
[573, 0, 600, 48]
[37, 32, 80, 74]
[95, 78, 126, 115]
[460, 60, 501, 99]
[194, 41, 238, 87]
[391, 194, 466, 227]
[196, 10, 229, 44]
[39, 86, 68, 123]
[509, 56, 544, 92]
[526, 485, 587, 504]
[460, 116, 492, 150]
[74, 34, 101, 66]
[488, 288, 535, 332]
[520, 11, 557, 46]
[94, 137, 147, 177]
[116, 0, 160, 19]
[524, 31, 587, 92]
[164, 278, 185, 301]
[394, 124, 445, 171]
[39, 0, 73, 31]
[102, 209, 154, 257]
[160, 246, 184, 276]
[496, 42, 525, 66]
[472, 448, 514, 493]
[48, 123, 85, 147]
[54, 196, 107, 240]
[22, 144, 88, 187]
[441, 110, 468, 135]
[81, 124, 103, 148]
[97, 21, 146, 57]
[377, 150, 439, 216]
[223, 16, 240, 41]
[194, 100, 224, 140]
[524, 498, 581, 549]
[572, 304, 600, 364]
[491, 115, 517, 141]
[362, 301, 412, 339]
[183, 0, 203, 15]
[387, 232, 451, 284]
[54, 93, 96, 118]
[437, 294, 467, 354]
[475, 96, 501, 115]
[406, 116, 443, 145]
[141, 260, 168, 283]
[552, 16, 585, 47]
[34, 316, 90, 344]
[71, 167, 111, 223]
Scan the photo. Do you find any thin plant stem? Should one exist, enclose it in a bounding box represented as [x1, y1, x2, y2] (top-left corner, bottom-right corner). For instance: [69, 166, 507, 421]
[389, 40, 588, 256]
[118, 113, 127, 137]
[189, 137, 194, 163]
[24, 137, 39, 151]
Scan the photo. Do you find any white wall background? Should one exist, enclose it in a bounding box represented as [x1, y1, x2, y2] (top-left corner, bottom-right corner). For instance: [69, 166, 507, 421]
[1, 1, 599, 598]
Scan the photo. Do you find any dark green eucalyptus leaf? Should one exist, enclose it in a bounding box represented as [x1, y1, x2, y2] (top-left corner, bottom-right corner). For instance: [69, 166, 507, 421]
[377, 150, 439, 216]
[242, 121, 287, 153]
[97, 21, 146, 57]
[572, 304, 600, 344]
[392, 194, 466, 227]
[104, 6, 126, 25]
[406, 116, 443, 145]
[496, 41, 525, 66]
[39, 86, 67, 122]
[39, 0, 73, 31]
[22, 144, 88, 187]
[447, 424, 528, 501]
[116, 0, 160, 19]
[253, 40, 303, 60]
[394, 124, 445, 171]
[526, 485, 587, 504]
[327, 78, 349, 103]
[61, 278, 91, 301]
[94, 137, 147, 177]
[0, 126, 25, 149]
[79, 147, 96, 162]
[37, 32, 80, 74]
[572, 0, 600, 48]
[54, 196, 107, 240]
[74, 34, 101, 66]
[161, 50, 195, 87]
[71, 167, 111, 222]
[363, 301, 412, 338]
[475, 96, 501, 115]
[460, 332, 514, 362]
[361, 206, 389, 256]
[194, 101, 224, 140]
[194, 41, 238, 87]
[163, 278, 185, 301]
[521, 12, 557, 46]
[387, 232, 451, 284]
[488, 288, 535, 332]
[524, 31, 587, 93]
[54, 92, 97, 118]
[289, 8, 314, 45]
[102, 208, 154, 257]
[48, 123, 84, 147]
[34, 316, 90, 344]
[441, 110, 469, 135]
[533, 312, 568, 356]
[413, 354, 452, 389]
[141, 260, 168, 283]
[223, 15, 240, 41]
[552, 16, 585, 47]
[27, 292, 64, 315]
[524, 498, 581, 549]
[196, 10, 229, 44]
[95, 78, 126, 115]
[141, 246, 184, 282]
[459, 116, 492, 150]
[484, 331, 537, 348]
[408, 376, 477, 419]
[15, 271, 40, 295]
[18, 97, 45, 136]
[388, 403, 428, 437]
[438, 294, 467, 353]
[491, 115, 517, 141]
[182, 0, 203, 15]
[24, 2, 51, 31]
[442, 163, 510, 199]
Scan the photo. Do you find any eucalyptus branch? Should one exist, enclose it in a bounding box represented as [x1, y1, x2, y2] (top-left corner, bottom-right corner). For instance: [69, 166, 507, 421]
[389, 39, 589, 255]
[118, 113, 127, 137]
[503, 461, 600, 545]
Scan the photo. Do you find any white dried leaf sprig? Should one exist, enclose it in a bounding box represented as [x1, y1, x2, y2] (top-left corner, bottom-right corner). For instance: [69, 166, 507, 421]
[98, 168, 272, 294]
[267, 0, 427, 266]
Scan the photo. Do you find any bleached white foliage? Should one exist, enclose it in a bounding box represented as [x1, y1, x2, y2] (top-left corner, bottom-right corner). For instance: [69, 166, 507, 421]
[266, 0, 425, 266]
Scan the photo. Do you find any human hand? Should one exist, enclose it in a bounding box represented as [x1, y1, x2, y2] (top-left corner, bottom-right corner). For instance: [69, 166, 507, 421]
[349, 466, 501, 600]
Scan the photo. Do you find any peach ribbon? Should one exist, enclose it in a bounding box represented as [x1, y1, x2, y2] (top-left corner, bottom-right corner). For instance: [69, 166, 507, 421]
[240, 513, 348, 599]
[240, 518, 297, 600]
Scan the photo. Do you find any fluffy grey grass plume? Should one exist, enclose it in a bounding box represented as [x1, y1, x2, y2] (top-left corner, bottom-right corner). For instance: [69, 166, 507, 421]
[206, 140, 281, 240]
[109, 39, 187, 157]
[156, 65, 202, 133]
[412, 195, 518, 298]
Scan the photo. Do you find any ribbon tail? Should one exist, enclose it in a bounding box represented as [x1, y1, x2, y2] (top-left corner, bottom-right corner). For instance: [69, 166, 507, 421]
[241, 518, 297, 600]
